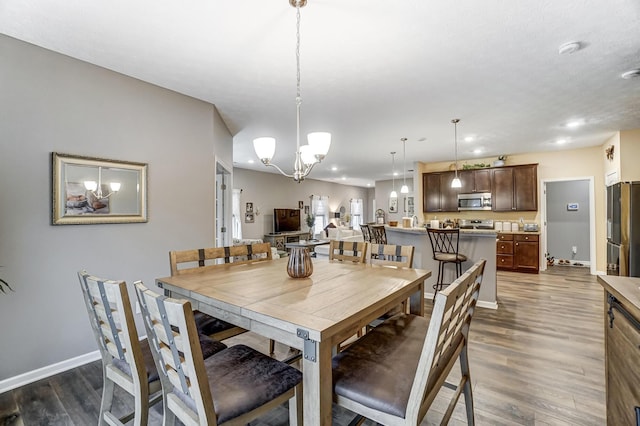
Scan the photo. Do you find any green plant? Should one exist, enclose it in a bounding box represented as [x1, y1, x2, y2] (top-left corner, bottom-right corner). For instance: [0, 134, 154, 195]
[305, 214, 315, 229]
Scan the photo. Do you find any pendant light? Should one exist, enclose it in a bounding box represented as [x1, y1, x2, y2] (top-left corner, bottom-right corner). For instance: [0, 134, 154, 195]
[390, 151, 398, 198]
[400, 137, 409, 194]
[451, 119, 462, 188]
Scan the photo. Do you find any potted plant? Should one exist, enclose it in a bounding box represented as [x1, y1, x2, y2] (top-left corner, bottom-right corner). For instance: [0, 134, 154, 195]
[305, 214, 316, 239]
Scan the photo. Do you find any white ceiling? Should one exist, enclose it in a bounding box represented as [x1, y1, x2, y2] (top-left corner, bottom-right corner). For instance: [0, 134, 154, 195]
[2, 0, 639, 187]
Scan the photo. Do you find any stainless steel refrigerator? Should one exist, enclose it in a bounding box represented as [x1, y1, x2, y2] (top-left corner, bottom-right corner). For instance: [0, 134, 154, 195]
[606, 181, 640, 276]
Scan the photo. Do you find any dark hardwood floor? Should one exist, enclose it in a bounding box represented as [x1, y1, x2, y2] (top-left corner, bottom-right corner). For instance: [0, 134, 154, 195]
[0, 266, 604, 425]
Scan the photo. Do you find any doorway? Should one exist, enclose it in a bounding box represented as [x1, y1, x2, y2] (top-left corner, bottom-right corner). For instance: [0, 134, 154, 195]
[541, 177, 596, 274]
[215, 159, 232, 247]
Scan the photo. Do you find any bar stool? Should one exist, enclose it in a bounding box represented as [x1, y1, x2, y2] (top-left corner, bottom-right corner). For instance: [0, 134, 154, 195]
[370, 224, 387, 244]
[360, 223, 372, 242]
[427, 228, 467, 299]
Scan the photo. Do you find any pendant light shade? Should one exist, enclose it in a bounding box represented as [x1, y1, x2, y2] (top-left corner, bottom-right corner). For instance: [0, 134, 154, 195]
[400, 137, 409, 193]
[390, 151, 398, 198]
[451, 119, 462, 188]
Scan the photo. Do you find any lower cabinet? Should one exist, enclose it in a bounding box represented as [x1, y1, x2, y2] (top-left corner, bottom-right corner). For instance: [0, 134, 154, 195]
[497, 233, 539, 273]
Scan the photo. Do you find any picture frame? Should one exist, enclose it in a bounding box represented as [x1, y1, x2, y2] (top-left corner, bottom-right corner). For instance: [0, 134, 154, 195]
[389, 197, 398, 213]
[246, 202, 253, 213]
[245, 212, 255, 223]
[51, 152, 148, 225]
[298, 200, 304, 209]
[404, 196, 414, 215]
[304, 205, 310, 215]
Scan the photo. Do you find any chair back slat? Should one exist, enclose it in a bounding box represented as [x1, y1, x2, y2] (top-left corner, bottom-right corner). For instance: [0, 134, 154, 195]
[406, 259, 485, 421]
[329, 240, 368, 263]
[368, 244, 414, 268]
[170, 242, 273, 276]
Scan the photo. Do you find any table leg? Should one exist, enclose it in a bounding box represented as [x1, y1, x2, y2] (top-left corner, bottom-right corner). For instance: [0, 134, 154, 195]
[302, 340, 333, 426]
[409, 280, 425, 316]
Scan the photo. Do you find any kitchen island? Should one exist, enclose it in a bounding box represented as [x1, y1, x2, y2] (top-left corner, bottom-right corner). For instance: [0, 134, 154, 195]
[386, 226, 498, 309]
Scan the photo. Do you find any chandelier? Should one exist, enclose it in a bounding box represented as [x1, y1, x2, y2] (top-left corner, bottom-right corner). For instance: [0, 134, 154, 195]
[84, 167, 121, 199]
[451, 119, 462, 188]
[252, 0, 331, 183]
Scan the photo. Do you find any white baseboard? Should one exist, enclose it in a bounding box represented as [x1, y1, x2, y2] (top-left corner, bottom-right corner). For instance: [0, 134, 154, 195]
[0, 350, 101, 394]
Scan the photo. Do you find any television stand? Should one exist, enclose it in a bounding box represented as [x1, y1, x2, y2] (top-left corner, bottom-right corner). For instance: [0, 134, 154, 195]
[264, 231, 311, 251]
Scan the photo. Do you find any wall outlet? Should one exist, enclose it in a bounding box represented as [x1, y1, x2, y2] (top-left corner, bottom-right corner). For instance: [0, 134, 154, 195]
[572, 246, 577, 254]
[135, 301, 141, 314]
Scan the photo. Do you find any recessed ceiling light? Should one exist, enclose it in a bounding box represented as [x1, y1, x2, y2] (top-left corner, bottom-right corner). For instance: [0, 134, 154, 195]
[341, 177, 346, 181]
[473, 148, 483, 154]
[464, 136, 475, 142]
[566, 120, 584, 129]
[558, 41, 582, 55]
[367, 183, 371, 187]
[556, 139, 567, 145]
[248, 159, 255, 164]
[621, 69, 640, 80]
[393, 172, 398, 176]
[331, 166, 338, 171]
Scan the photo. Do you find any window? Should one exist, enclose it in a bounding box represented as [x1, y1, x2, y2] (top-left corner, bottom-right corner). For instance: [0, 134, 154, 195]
[311, 195, 329, 236]
[350, 198, 363, 230]
[232, 189, 242, 240]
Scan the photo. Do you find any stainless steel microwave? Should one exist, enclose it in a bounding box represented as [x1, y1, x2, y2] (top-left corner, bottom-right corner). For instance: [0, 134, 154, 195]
[457, 192, 492, 211]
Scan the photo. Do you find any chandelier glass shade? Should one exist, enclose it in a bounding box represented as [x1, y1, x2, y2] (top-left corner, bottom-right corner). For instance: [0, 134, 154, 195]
[84, 167, 121, 199]
[252, 0, 331, 183]
[451, 119, 462, 189]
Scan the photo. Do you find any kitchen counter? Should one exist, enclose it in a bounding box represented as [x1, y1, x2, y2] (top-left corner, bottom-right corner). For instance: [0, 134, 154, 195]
[497, 230, 541, 235]
[385, 226, 498, 309]
[598, 275, 640, 319]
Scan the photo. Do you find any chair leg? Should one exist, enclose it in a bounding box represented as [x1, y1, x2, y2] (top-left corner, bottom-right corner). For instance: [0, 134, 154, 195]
[459, 345, 475, 425]
[99, 374, 115, 426]
[289, 384, 303, 426]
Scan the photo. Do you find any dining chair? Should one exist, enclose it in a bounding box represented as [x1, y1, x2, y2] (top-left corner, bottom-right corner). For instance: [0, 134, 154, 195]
[369, 225, 387, 244]
[332, 259, 486, 426]
[360, 224, 372, 242]
[427, 228, 468, 299]
[169, 243, 279, 353]
[328, 240, 368, 263]
[366, 244, 415, 319]
[78, 271, 226, 426]
[134, 281, 303, 426]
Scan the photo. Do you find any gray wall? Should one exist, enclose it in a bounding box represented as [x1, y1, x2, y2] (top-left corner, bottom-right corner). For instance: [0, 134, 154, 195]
[546, 180, 591, 262]
[374, 178, 415, 223]
[0, 34, 232, 380]
[233, 168, 370, 239]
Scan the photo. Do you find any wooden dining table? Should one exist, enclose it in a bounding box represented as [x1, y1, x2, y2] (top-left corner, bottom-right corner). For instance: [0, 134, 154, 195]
[156, 257, 431, 426]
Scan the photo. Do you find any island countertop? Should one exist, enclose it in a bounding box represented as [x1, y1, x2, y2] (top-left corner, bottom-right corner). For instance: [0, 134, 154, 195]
[597, 275, 640, 319]
[386, 225, 498, 309]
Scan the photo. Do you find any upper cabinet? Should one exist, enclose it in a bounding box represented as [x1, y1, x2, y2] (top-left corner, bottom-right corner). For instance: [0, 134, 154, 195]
[459, 169, 492, 193]
[423, 164, 538, 213]
[423, 171, 459, 212]
[492, 164, 538, 211]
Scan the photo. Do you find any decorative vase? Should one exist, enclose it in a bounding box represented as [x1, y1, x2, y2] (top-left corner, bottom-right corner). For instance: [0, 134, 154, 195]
[287, 247, 313, 278]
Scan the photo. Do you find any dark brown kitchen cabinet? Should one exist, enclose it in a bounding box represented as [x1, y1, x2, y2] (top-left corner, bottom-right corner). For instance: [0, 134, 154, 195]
[514, 233, 539, 273]
[492, 164, 538, 211]
[459, 169, 492, 193]
[497, 233, 539, 273]
[423, 171, 458, 212]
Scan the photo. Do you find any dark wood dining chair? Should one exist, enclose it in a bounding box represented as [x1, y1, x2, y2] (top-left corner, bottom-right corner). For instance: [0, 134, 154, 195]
[427, 227, 468, 298]
[369, 225, 387, 244]
[134, 282, 303, 426]
[332, 259, 486, 426]
[78, 271, 226, 426]
[360, 224, 372, 242]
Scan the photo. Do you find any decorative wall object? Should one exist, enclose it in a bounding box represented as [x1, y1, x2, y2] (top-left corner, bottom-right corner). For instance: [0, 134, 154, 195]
[51, 152, 147, 225]
[389, 197, 398, 213]
[246, 202, 253, 212]
[245, 212, 255, 223]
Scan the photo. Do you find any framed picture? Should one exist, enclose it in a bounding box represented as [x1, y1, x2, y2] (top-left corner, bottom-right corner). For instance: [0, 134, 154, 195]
[304, 205, 310, 214]
[51, 152, 147, 225]
[298, 200, 304, 209]
[245, 212, 255, 223]
[246, 202, 253, 213]
[404, 196, 414, 215]
[389, 197, 398, 213]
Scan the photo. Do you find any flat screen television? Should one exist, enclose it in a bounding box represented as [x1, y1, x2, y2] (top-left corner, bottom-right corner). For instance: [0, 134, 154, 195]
[273, 208, 301, 233]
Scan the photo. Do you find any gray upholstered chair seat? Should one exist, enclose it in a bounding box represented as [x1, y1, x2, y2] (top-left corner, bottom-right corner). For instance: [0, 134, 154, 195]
[193, 310, 237, 335]
[332, 314, 428, 418]
[175, 344, 302, 424]
[113, 335, 226, 384]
